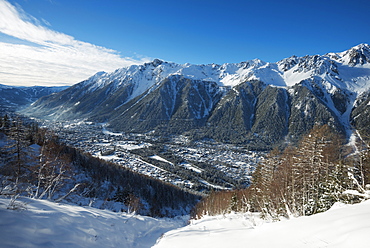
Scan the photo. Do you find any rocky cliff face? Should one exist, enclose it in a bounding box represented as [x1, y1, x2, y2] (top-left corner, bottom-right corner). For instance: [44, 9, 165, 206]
[23, 44, 370, 149]
[351, 91, 370, 139]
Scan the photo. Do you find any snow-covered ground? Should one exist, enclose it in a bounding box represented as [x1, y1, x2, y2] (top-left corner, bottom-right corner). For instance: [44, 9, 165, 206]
[155, 200, 370, 248]
[1, 196, 369, 248]
[0, 196, 185, 248]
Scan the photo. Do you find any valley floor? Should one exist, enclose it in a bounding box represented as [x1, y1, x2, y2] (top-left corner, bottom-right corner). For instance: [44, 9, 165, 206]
[1, 196, 369, 248]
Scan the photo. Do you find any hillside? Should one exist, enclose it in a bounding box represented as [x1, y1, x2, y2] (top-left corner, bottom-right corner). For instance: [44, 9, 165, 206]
[154, 200, 370, 248]
[0, 196, 185, 248]
[0, 116, 200, 217]
[1, 196, 369, 248]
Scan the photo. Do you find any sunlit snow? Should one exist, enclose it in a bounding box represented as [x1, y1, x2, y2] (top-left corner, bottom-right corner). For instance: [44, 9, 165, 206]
[2, 197, 369, 248]
[80, 45, 370, 112]
[0, 196, 185, 248]
[154, 200, 370, 248]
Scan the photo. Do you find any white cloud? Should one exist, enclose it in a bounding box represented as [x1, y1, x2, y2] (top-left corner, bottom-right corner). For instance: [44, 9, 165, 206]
[0, 0, 150, 86]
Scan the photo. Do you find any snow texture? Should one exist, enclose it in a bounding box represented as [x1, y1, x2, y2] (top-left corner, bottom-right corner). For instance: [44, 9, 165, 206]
[155, 200, 370, 248]
[0, 196, 185, 248]
[1, 195, 370, 248]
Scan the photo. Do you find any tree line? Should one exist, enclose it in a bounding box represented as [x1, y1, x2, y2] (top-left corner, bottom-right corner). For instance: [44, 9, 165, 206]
[192, 125, 370, 219]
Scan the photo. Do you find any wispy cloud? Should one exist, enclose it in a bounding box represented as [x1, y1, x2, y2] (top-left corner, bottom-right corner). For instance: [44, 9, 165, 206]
[0, 0, 150, 86]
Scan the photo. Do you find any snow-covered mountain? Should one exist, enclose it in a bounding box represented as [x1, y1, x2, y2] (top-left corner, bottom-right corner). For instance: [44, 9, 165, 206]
[23, 44, 370, 149]
[0, 84, 68, 111]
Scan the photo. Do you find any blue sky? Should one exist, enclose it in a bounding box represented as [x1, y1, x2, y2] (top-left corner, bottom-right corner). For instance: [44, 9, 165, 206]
[1, 0, 370, 86]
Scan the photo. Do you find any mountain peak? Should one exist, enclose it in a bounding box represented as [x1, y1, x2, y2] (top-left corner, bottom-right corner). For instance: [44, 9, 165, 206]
[339, 43, 370, 66]
[352, 43, 370, 50]
[148, 59, 165, 67]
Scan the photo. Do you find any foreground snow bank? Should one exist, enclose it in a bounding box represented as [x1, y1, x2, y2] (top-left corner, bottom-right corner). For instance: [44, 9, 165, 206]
[154, 200, 370, 248]
[0, 196, 185, 248]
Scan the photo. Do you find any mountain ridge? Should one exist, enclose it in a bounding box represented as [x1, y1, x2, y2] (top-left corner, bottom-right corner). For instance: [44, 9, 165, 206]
[22, 44, 370, 149]
[0, 84, 68, 112]
[79, 43, 370, 94]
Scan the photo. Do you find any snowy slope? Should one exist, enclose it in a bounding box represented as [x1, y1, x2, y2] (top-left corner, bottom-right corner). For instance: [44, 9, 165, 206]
[1, 196, 369, 247]
[81, 44, 370, 99]
[79, 58, 268, 104]
[154, 200, 370, 248]
[0, 196, 185, 248]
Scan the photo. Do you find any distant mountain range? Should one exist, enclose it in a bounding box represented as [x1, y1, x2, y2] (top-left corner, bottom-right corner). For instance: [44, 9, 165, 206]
[22, 44, 370, 149]
[0, 84, 67, 112]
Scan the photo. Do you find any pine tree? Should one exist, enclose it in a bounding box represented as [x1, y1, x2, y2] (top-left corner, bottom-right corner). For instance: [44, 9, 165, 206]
[2, 117, 31, 185]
